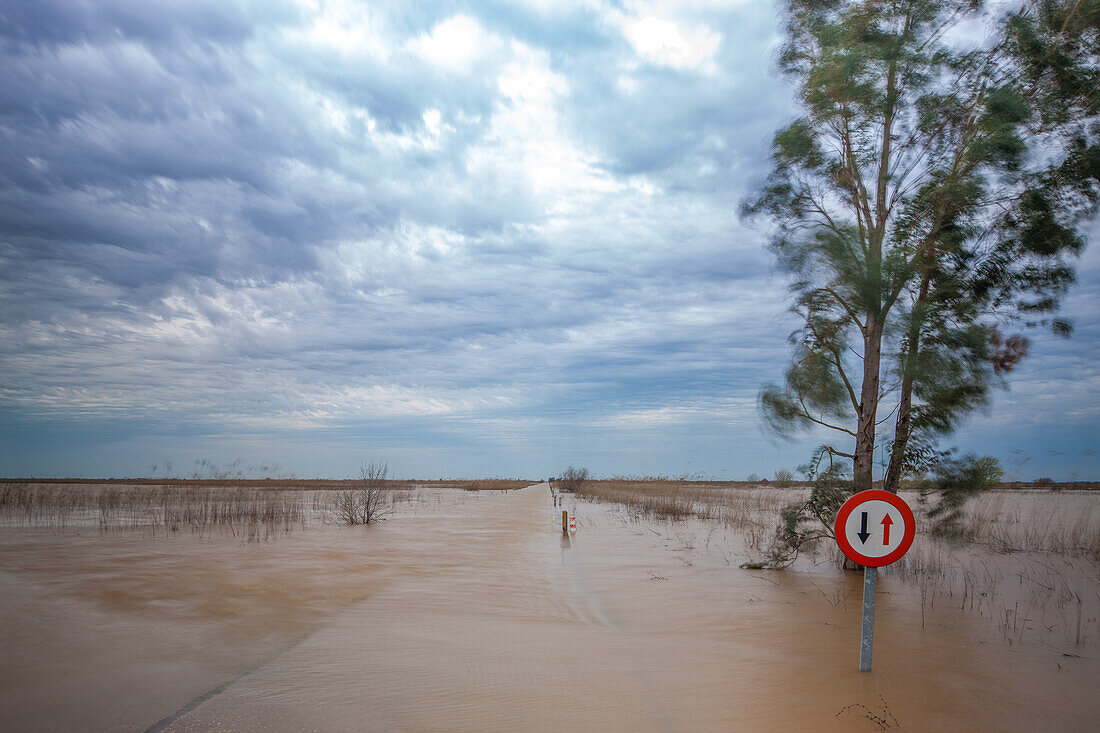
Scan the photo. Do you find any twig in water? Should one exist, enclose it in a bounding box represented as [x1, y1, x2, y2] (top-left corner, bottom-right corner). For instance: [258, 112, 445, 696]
[835, 695, 899, 730]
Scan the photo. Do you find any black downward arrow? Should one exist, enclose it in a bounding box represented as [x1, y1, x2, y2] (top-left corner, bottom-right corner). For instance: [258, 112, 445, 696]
[856, 511, 870, 544]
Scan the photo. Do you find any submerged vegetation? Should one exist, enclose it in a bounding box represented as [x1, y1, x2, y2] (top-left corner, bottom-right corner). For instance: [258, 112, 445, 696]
[0, 482, 310, 540]
[576, 477, 1099, 649]
[0, 475, 530, 540]
[576, 477, 1099, 560]
[330, 462, 394, 525]
[575, 478, 792, 527]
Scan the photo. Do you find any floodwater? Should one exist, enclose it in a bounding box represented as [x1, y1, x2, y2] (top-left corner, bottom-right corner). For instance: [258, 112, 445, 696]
[1, 484, 1096, 731]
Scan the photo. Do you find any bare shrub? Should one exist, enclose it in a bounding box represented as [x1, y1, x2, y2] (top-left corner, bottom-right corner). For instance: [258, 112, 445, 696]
[331, 462, 392, 525]
[773, 468, 795, 487]
[557, 466, 589, 493]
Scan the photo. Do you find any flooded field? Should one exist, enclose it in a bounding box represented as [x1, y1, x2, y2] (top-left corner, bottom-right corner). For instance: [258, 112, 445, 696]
[1, 483, 1097, 731]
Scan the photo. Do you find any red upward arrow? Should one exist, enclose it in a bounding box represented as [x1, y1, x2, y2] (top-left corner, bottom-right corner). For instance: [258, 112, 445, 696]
[881, 514, 894, 545]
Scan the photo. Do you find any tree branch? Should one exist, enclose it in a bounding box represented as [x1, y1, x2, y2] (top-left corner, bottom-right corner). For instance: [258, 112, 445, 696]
[797, 395, 857, 436]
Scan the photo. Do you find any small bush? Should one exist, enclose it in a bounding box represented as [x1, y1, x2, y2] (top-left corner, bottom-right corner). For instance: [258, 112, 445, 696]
[332, 462, 392, 525]
[922, 454, 1003, 538]
[558, 466, 589, 493]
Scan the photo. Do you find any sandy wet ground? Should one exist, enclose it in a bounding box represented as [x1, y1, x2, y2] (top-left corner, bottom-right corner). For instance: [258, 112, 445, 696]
[1, 484, 1097, 731]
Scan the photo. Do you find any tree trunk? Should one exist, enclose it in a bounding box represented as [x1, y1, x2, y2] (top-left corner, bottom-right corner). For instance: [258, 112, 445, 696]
[883, 386, 911, 493]
[884, 271, 932, 493]
[853, 319, 882, 491]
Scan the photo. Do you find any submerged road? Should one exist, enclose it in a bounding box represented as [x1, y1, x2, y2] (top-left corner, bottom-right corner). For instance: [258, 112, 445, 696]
[156, 484, 1100, 732]
[159, 484, 686, 731]
[6, 484, 1095, 731]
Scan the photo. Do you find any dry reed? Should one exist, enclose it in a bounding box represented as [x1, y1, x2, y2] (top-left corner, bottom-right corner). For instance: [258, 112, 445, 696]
[0, 478, 520, 540]
[0, 482, 309, 540]
[576, 479, 795, 531]
[572, 480, 1099, 650]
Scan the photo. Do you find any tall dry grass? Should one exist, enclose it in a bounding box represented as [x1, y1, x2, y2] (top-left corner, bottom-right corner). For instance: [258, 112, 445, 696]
[573, 480, 1100, 649]
[894, 491, 1100, 648]
[0, 482, 309, 540]
[950, 492, 1100, 559]
[0, 478, 519, 540]
[576, 479, 795, 531]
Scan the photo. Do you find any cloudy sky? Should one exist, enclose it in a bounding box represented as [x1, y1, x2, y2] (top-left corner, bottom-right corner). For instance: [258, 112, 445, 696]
[0, 0, 1096, 480]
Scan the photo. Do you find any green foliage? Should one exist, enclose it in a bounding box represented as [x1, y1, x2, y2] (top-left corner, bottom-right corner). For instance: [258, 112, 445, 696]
[753, 446, 852, 568]
[773, 476, 850, 567]
[745, 0, 1099, 498]
[920, 454, 1004, 537]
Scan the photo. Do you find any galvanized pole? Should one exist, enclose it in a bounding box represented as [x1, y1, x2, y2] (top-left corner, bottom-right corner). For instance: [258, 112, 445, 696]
[859, 565, 877, 671]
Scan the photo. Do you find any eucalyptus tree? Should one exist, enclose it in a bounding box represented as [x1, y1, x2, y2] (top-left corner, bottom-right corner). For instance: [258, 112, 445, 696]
[744, 0, 1098, 497]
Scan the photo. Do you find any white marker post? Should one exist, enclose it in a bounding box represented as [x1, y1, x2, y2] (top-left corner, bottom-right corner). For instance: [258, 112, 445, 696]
[834, 490, 915, 672]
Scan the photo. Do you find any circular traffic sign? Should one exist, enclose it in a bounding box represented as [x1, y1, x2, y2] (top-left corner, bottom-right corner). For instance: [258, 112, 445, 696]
[834, 490, 915, 567]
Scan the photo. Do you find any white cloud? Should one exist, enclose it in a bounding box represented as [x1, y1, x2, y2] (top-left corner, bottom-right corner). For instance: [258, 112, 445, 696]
[623, 16, 721, 71]
[596, 396, 759, 430]
[462, 43, 624, 219]
[322, 222, 468, 286]
[1, 0, 1095, 480]
[409, 14, 495, 69]
[293, 0, 392, 60]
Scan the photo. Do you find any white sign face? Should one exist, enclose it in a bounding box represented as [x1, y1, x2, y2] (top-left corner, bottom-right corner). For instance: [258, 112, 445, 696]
[841, 499, 907, 559]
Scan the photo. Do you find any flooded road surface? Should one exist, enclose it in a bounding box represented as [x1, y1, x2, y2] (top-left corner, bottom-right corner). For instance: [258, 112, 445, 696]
[2, 485, 1097, 731]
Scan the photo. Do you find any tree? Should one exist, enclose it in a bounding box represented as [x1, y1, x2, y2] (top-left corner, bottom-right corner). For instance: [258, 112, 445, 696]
[744, 0, 1098, 499]
[557, 466, 589, 493]
[332, 461, 392, 525]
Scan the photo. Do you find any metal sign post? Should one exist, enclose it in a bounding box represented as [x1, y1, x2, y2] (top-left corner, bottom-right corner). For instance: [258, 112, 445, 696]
[859, 566, 876, 672]
[834, 490, 916, 672]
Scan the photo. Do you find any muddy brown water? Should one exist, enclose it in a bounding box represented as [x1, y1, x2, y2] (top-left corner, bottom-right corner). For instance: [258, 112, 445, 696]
[1, 484, 1096, 731]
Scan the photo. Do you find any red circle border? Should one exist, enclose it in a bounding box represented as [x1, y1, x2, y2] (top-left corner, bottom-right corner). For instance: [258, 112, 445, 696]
[834, 490, 915, 567]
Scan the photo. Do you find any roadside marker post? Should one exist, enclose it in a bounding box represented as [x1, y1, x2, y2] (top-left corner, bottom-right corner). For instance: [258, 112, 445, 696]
[834, 490, 915, 672]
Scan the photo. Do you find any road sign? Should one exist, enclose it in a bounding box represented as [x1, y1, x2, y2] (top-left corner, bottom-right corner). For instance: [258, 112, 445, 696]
[834, 489, 915, 567]
[833, 490, 916, 672]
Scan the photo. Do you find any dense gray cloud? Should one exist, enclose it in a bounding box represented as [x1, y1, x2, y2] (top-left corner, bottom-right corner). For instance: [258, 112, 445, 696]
[0, 0, 1096, 479]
